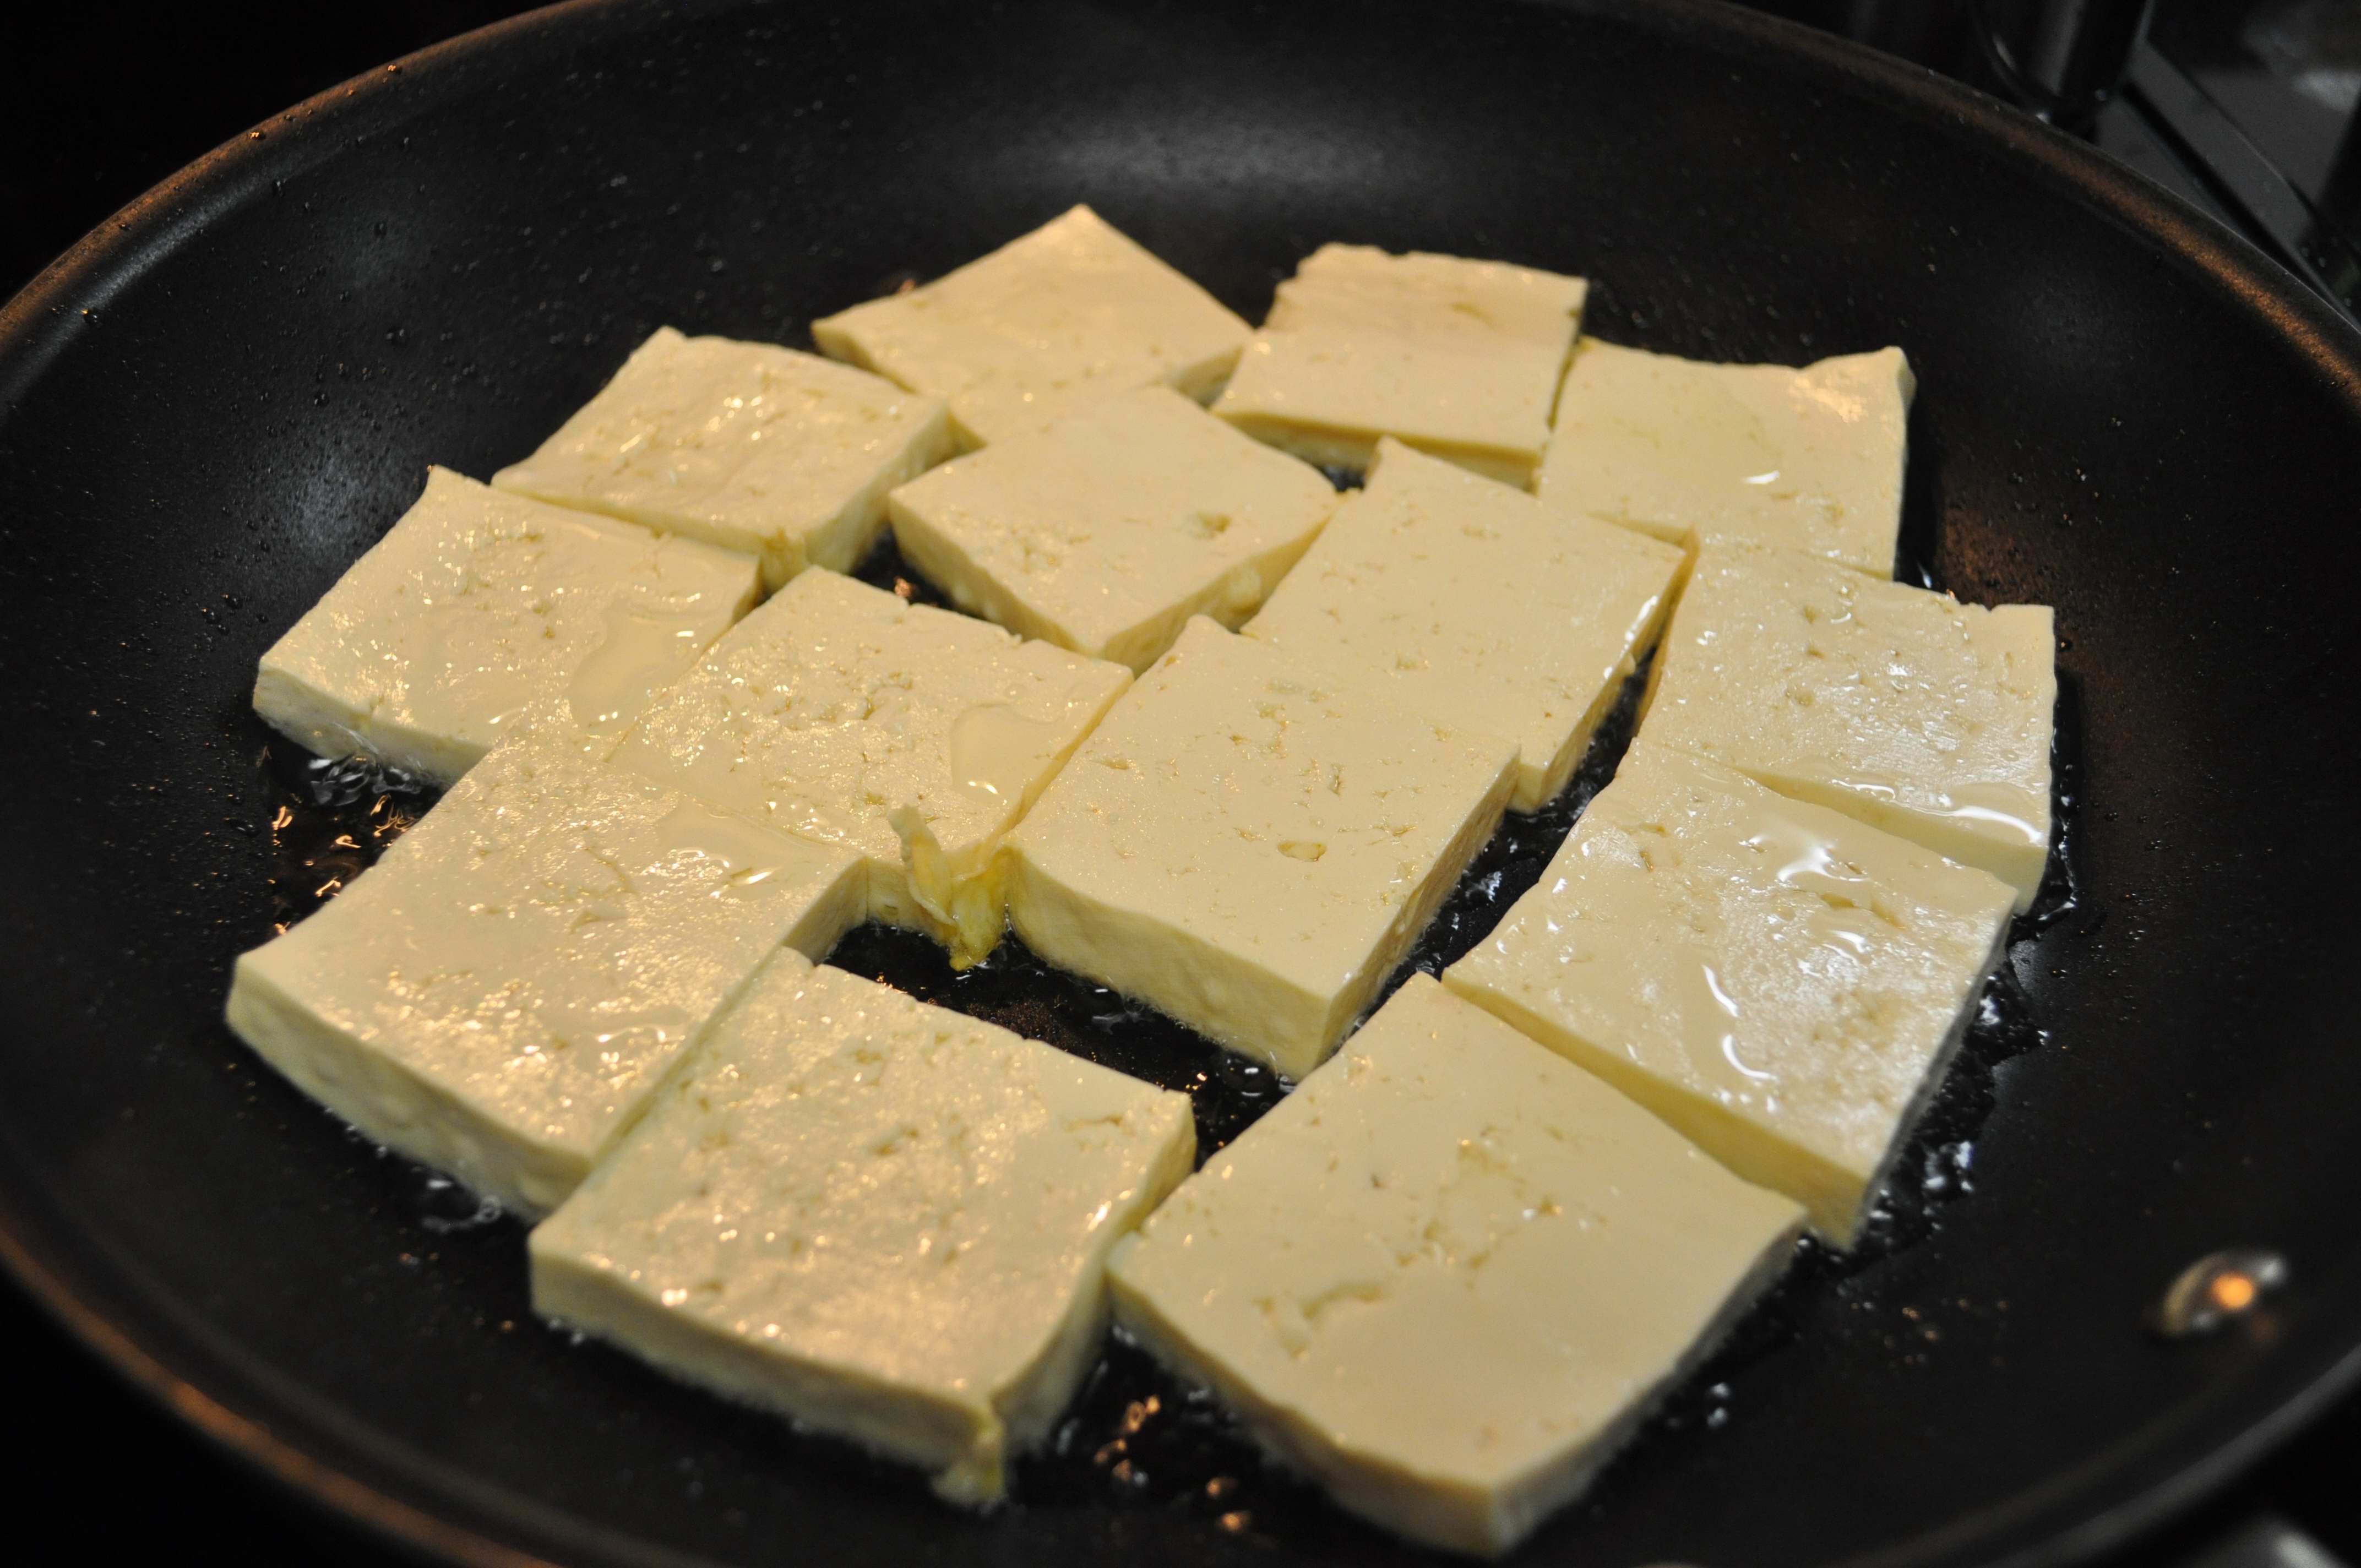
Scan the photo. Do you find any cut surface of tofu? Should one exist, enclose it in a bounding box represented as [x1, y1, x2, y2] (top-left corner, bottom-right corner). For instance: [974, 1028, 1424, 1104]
[886, 385, 1339, 672]
[1006, 618, 1516, 1080]
[1108, 973, 1803, 1557]
[612, 568, 1131, 964]
[253, 466, 758, 786]
[1444, 743, 2015, 1244]
[1212, 244, 1587, 487]
[224, 718, 867, 1218]
[1244, 438, 1685, 812]
[1537, 338, 1914, 576]
[530, 956, 1194, 1504]
[491, 326, 954, 587]
[812, 205, 1251, 449]
[1641, 544, 2056, 907]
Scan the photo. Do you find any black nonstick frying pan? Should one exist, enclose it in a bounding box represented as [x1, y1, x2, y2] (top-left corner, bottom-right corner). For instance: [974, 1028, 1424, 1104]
[4, 1, 2360, 1564]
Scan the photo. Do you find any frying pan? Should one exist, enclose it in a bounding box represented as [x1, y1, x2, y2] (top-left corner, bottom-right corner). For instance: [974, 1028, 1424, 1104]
[4, 0, 2360, 1563]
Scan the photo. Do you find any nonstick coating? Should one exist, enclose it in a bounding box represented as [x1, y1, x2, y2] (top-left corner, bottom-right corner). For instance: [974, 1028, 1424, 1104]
[4, 2, 2360, 1565]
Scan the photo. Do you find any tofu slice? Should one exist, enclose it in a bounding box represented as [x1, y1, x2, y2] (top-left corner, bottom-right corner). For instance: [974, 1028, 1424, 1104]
[812, 205, 1252, 449]
[253, 466, 758, 786]
[1537, 338, 1915, 577]
[1244, 438, 1685, 812]
[1212, 244, 1588, 487]
[885, 385, 1339, 672]
[1108, 973, 1804, 1558]
[612, 568, 1131, 965]
[1443, 742, 2016, 1245]
[224, 716, 867, 1218]
[1641, 544, 2057, 908]
[491, 326, 955, 587]
[1006, 618, 1516, 1080]
[530, 956, 1195, 1504]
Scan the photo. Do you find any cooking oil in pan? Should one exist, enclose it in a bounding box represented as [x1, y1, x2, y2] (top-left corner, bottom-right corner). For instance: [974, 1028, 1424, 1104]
[242, 529, 2076, 1531]
[258, 742, 436, 933]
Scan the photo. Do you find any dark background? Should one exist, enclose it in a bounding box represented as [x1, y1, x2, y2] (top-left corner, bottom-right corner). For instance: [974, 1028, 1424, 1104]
[2, 1, 2353, 1562]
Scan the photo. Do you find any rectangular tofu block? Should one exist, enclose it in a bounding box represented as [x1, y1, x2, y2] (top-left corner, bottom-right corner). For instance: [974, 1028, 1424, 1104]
[812, 205, 1252, 449]
[1444, 743, 2016, 1244]
[1537, 339, 1915, 577]
[530, 956, 1194, 1504]
[492, 326, 954, 587]
[612, 568, 1131, 965]
[886, 385, 1338, 672]
[1641, 544, 2057, 907]
[253, 466, 759, 786]
[1108, 973, 1804, 1557]
[1005, 618, 1516, 1080]
[1212, 244, 1588, 487]
[1244, 438, 1685, 812]
[225, 717, 867, 1217]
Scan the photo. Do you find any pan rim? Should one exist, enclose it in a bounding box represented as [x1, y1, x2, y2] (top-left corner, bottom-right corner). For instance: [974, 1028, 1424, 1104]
[3, 2, 2358, 1565]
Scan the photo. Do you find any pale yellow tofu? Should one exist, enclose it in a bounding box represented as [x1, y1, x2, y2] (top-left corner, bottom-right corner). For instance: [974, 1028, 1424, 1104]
[1244, 438, 1685, 812]
[224, 716, 867, 1217]
[1212, 244, 1588, 487]
[812, 205, 1252, 448]
[531, 956, 1194, 1504]
[886, 385, 1337, 672]
[1108, 974, 1804, 1557]
[1006, 618, 1516, 1080]
[1641, 544, 2056, 907]
[252, 466, 758, 786]
[1444, 742, 2016, 1244]
[492, 326, 954, 587]
[1538, 338, 1914, 577]
[612, 568, 1130, 965]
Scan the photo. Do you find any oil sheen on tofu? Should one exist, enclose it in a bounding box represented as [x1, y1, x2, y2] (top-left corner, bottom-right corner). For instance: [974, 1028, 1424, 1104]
[253, 466, 759, 786]
[886, 384, 1339, 672]
[1538, 338, 1915, 577]
[224, 716, 867, 1218]
[812, 205, 1252, 449]
[529, 956, 1195, 1504]
[1213, 244, 1588, 487]
[1006, 618, 1517, 1080]
[1244, 438, 1685, 812]
[1641, 543, 2058, 908]
[611, 568, 1131, 965]
[492, 326, 955, 588]
[1445, 742, 2017, 1244]
[1108, 974, 1805, 1558]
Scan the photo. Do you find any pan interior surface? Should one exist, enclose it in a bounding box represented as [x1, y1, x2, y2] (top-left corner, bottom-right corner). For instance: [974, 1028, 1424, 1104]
[2, 2, 2360, 1565]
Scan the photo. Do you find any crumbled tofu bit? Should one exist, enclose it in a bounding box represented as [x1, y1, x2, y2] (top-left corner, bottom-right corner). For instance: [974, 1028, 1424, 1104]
[1444, 742, 2016, 1244]
[1109, 973, 1804, 1556]
[887, 384, 1337, 672]
[1007, 617, 1516, 1079]
[812, 205, 1251, 449]
[492, 326, 955, 587]
[1213, 244, 1587, 488]
[1640, 543, 2056, 907]
[1245, 438, 1685, 811]
[612, 568, 1131, 966]
[253, 465, 759, 786]
[224, 713, 867, 1217]
[530, 956, 1194, 1504]
[1538, 337, 1915, 576]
